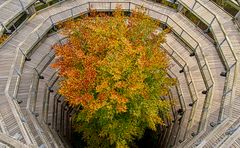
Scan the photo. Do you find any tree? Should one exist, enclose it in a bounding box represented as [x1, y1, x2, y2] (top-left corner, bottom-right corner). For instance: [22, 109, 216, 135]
[53, 7, 176, 148]
[0, 34, 8, 45]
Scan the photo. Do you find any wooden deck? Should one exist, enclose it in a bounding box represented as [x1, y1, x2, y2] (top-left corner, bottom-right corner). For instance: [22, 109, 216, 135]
[0, 0, 239, 147]
[177, 0, 240, 147]
[163, 33, 201, 144]
[0, 0, 35, 33]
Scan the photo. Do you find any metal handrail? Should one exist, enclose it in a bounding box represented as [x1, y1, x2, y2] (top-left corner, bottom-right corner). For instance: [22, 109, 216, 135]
[178, 0, 238, 124]
[175, 1, 238, 146]
[10, 37, 63, 147]
[161, 43, 198, 142]
[167, 68, 187, 145]
[133, 1, 214, 139]
[9, 0, 216, 144]
[178, 0, 237, 67]
[168, 68, 187, 111]
[43, 71, 59, 124]
[8, 2, 91, 145]
[29, 37, 66, 113]
[7, 39, 36, 145]
[162, 28, 214, 136]
[52, 93, 61, 129]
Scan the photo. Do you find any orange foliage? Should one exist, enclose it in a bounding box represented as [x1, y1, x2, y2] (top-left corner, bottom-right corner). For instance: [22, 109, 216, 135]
[53, 8, 175, 147]
[53, 8, 174, 111]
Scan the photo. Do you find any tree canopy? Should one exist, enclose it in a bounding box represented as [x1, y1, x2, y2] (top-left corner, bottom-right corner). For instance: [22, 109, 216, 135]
[53, 7, 175, 148]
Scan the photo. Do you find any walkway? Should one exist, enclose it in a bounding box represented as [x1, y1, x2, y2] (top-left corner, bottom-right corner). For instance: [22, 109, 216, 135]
[0, 0, 234, 147]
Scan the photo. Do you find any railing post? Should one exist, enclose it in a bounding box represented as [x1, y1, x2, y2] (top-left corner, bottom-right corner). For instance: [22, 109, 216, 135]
[71, 9, 73, 18]
[110, 2, 112, 11]
[14, 67, 21, 77]
[18, 0, 25, 10]
[36, 31, 41, 40]
[180, 30, 184, 36]
[218, 88, 232, 122]
[19, 48, 31, 61]
[49, 16, 57, 31]
[88, 2, 91, 10]
[218, 95, 225, 122]
[45, 86, 53, 124]
[219, 37, 226, 46]
[230, 61, 236, 70]
[177, 3, 184, 12]
[13, 67, 21, 100]
[210, 16, 216, 26]
[188, 81, 192, 86]
[129, 2, 131, 12]
[192, 1, 197, 9]
[12, 24, 17, 33]
[0, 22, 11, 34]
[179, 65, 185, 73]
[34, 68, 44, 79]
[190, 44, 198, 56]
[60, 102, 65, 134]
[206, 16, 216, 32]
[30, 73, 38, 112]
[52, 94, 59, 129]
[200, 63, 206, 70]
[166, 16, 169, 24]
[42, 84, 48, 124]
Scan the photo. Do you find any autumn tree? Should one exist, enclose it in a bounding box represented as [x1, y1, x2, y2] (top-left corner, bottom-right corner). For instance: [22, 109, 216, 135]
[53, 7, 175, 148]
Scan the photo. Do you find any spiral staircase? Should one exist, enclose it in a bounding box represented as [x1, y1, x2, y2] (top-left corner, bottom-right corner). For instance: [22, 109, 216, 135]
[0, 0, 239, 147]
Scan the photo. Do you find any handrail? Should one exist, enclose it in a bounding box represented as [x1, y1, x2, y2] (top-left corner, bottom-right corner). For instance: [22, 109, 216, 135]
[43, 71, 59, 124]
[29, 36, 66, 113]
[139, 3, 214, 87]
[42, 71, 68, 147]
[6, 40, 37, 145]
[208, 0, 233, 18]
[134, 1, 214, 139]
[50, 94, 70, 147]
[9, 0, 216, 145]
[173, 77, 187, 145]
[178, 0, 238, 124]
[179, 0, 237, 65]
[162, 22, 213, 135]
[27, 37, 66, 146]
[161, 42, 198, 142]
[53, 94, 61, 128]
[8, 2, 91, 145]
[11, 28, 64, 148]
[167, 68, 185, 115]
[167, 68, 187, 145]
[176, 0, 238, 146]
